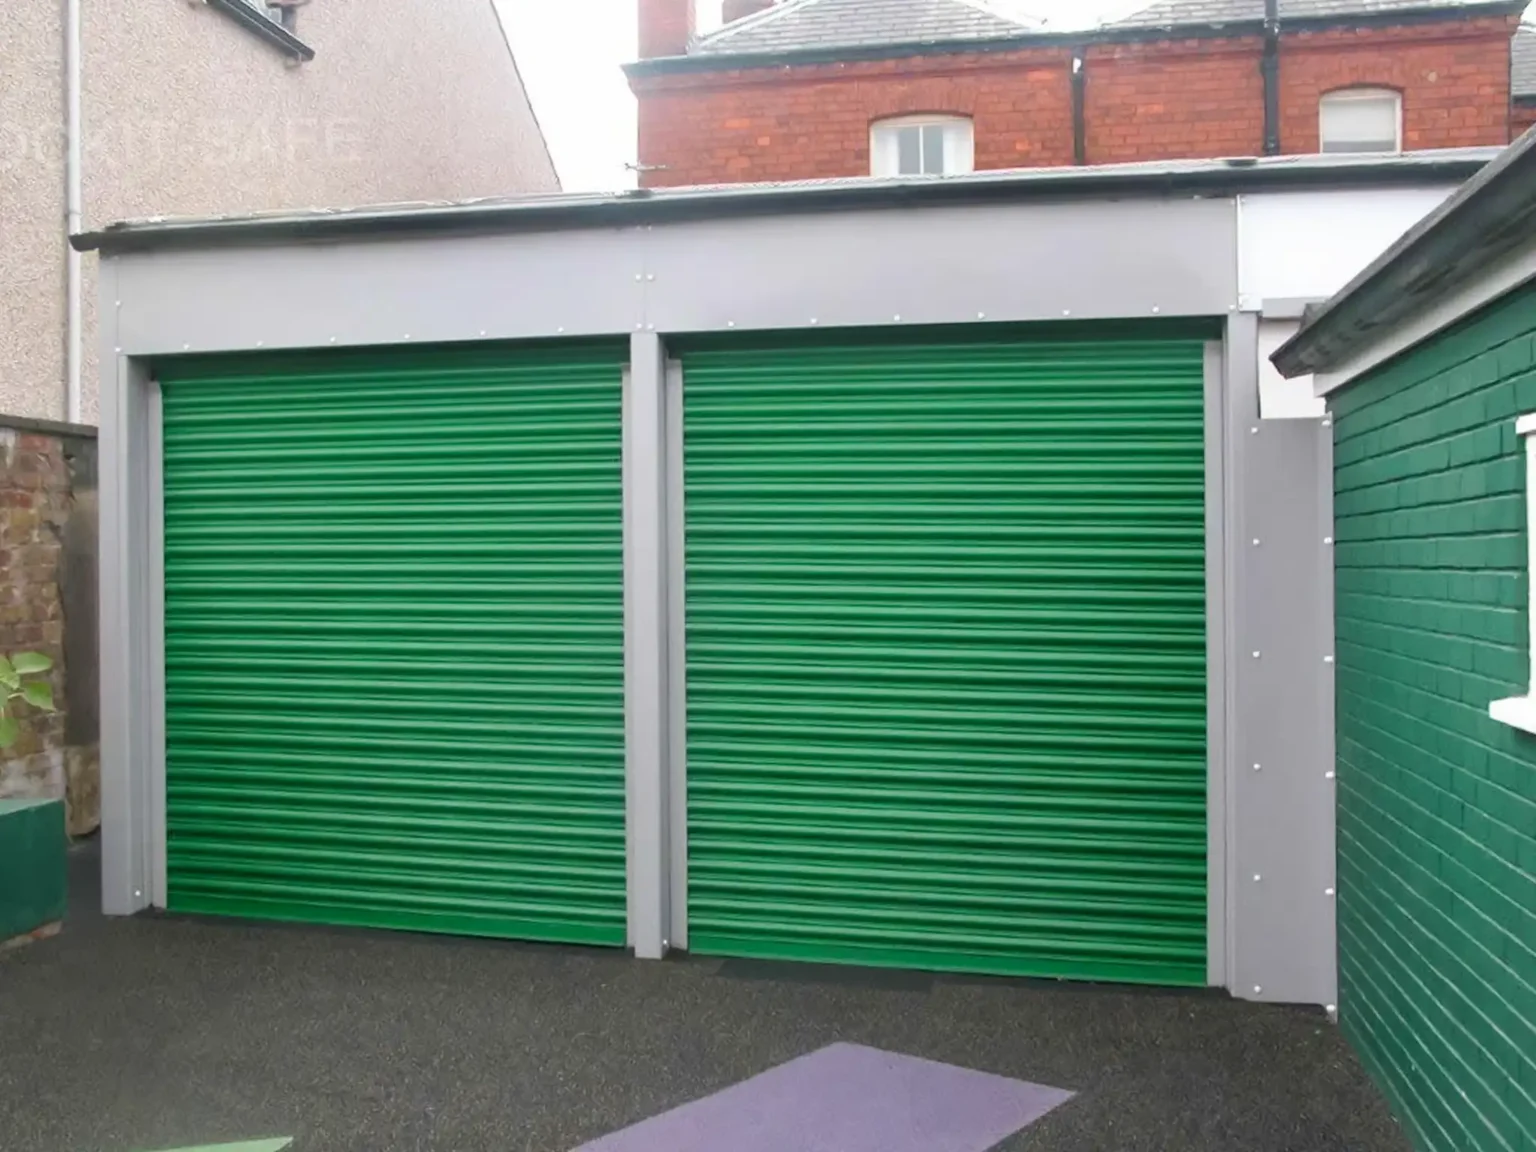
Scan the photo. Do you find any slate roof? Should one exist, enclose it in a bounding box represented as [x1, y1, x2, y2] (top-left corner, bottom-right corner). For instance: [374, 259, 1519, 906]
[679, 0, 1529, 65]
[1113, 0, 1516, 27]
[691, 0, 1039, 57]
[1515, 24, 1536, 98]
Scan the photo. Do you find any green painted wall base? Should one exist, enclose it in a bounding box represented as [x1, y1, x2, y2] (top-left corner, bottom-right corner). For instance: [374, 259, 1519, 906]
[143, 1141, 291, 1152]
[0, 798, 67, 942]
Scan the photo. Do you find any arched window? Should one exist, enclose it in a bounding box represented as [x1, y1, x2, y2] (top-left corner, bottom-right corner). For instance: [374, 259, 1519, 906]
[1319, 88, 1402, 154]
[870, 115, 975, 177]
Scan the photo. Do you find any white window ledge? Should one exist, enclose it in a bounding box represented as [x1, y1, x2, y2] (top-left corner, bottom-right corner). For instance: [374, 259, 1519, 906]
[1489, 696, 1536, 735]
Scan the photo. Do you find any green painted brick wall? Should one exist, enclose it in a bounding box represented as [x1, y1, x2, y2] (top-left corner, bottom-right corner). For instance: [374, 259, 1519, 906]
[1331, 280, 1536, 1152]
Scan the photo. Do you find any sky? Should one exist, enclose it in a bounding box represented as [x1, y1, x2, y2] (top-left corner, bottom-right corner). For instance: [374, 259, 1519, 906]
[495, 0, 1153, 193]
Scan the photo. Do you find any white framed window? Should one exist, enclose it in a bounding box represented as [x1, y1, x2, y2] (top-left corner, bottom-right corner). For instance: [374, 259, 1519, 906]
[871, 116, 975, 177]
[1490, 413, 1536, 734]
[1319, 89, 1402, 154]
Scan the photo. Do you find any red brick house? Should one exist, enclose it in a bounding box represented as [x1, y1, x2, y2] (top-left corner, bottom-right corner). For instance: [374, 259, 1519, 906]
[627, 0, 1533, 187]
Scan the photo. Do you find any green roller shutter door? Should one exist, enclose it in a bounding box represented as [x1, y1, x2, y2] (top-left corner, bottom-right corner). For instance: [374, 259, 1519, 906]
[682, 331, 1208, 985]
[159, 343, 628, 946]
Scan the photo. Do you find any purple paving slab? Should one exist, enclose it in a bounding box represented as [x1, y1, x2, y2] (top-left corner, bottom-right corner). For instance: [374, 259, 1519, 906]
[573, 1042, 1076, 1152]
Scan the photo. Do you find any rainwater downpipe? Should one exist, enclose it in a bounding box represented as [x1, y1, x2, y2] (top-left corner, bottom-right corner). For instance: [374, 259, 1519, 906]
[65, 0, 83, 424]
[1261, 0, 1281, 156]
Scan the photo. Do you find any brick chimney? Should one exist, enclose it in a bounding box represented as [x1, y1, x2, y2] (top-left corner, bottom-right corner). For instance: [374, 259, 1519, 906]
[722, 0, 775, 23]
[639, 0, 697, 58]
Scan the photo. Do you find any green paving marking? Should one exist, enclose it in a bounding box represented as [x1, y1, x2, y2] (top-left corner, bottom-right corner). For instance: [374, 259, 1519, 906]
[146, 1142, 291, 1152]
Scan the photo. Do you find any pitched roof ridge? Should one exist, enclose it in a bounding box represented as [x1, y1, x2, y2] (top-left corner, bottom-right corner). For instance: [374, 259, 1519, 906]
[697, 0, 820, 48]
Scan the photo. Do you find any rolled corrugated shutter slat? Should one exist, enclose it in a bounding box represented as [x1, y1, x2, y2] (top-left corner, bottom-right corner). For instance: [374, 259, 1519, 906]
[682, 333, 1208, 985]
[160, 344, 628, 946]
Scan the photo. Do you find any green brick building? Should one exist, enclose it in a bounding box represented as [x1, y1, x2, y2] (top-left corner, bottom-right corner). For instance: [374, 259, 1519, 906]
[1276, 137, 1536, 1152]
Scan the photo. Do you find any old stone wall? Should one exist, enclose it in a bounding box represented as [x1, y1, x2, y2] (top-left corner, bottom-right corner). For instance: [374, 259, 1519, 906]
[0, 417, 99, 836]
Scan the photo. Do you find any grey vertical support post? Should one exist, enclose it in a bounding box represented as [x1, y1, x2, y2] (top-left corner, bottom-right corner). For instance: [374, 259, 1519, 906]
[1221, 315, 1257, 990]
[98, 258, 156, 915]
[624, 331, 671, 959]
[1228, 311, 1338, 1005]
[664, 360, 689, 950]
[1204, 341, 1229, 990]
[147, 382, 168, 909]
[1317, 409, 1339, 1013]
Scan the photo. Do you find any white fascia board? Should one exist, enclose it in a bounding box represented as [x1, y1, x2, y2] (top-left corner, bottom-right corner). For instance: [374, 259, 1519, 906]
[1313, 236, 1536, 397]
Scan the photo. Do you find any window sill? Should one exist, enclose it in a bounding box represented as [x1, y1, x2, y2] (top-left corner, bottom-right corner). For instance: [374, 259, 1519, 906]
[1489, 695, 1536, 735]
[207, 0, 315, 61]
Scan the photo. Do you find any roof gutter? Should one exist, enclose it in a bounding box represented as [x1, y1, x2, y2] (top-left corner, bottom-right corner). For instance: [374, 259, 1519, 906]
[1271, 130, 1536, 381]
[73, 151, 1496, 257]
[624, 1, 1526, 78]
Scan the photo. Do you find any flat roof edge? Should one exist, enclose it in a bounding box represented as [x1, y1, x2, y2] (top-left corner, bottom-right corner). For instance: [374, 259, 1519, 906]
[74, 151, 1496, 257]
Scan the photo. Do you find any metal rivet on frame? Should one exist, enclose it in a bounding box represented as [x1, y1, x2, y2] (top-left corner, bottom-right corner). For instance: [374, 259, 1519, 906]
[1326, 888, 1336, 897]
[1254, 985, 1264, 995]
[1324, 655, 1335, 664]
[1253, 763, 1262, 772]
[1326, 770, 1336, 780]
[1252, 651, 1261, 659]
[1253, 874, 1262, 882]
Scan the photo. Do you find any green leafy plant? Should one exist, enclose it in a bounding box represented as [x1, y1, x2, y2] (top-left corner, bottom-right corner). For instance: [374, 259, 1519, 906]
[0, 653, 56, 750]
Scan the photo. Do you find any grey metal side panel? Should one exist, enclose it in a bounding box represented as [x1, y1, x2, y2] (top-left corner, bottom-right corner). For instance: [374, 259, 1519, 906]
[664, 359, 689, 951]
[1227, 312, 1338, 1005]
[1204, 341, 1229, 990]
[623, 333, 671, 959]
[113, 231, 648, 356]
[1222, 318, 1251, 990]
[1318, 410, 1339, 1012]
[109, 199, 1239, 358]
[640, 201, 1238, 333]
[99, 257, 156, 915]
